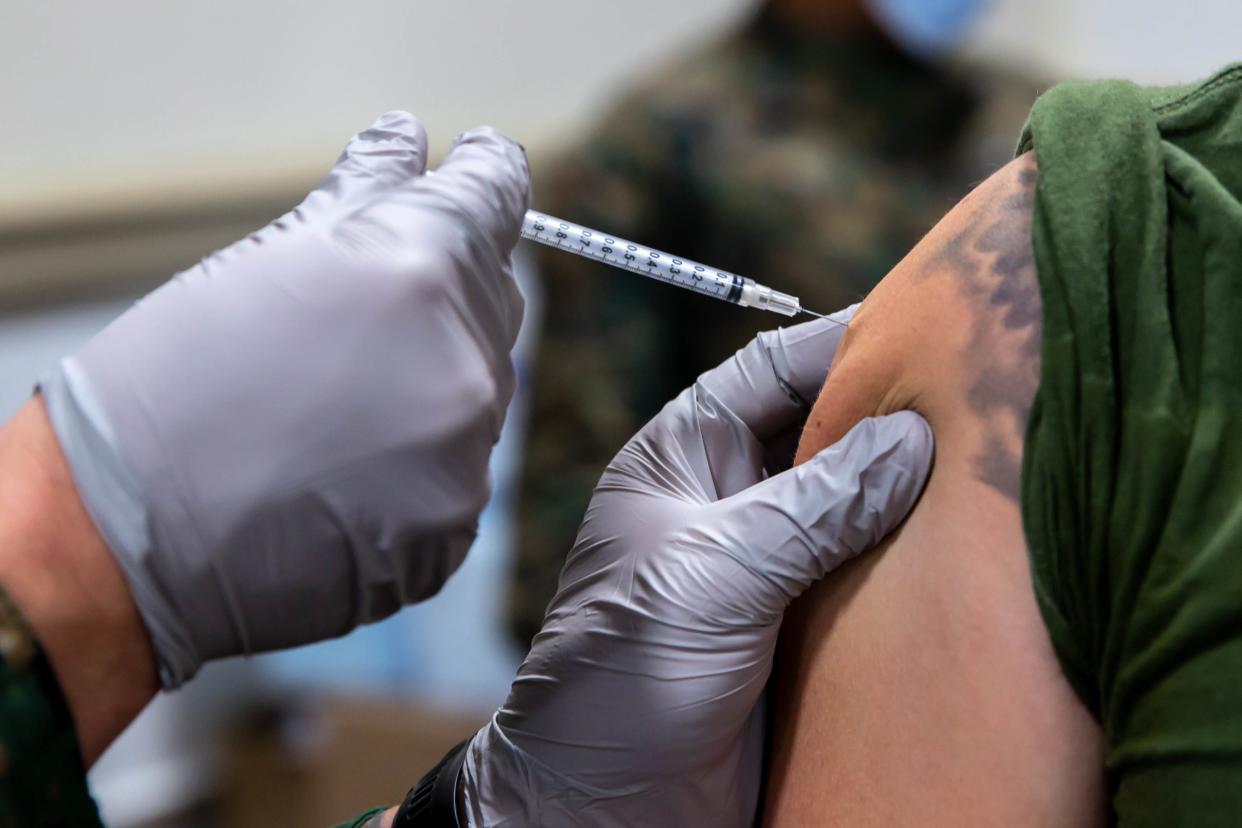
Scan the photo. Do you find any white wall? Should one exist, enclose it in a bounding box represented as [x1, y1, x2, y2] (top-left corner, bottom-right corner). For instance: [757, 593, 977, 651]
[0, 0, 752, 223]
[5, 0, 1242, 227]
[968, 0, 1242, 85]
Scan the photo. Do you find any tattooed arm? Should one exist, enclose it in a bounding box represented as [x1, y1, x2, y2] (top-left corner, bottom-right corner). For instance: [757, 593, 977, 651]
[762, 155, 1107, 826]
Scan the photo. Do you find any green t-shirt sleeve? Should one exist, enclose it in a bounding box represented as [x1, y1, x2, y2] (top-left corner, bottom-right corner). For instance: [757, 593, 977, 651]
[1019, 64, 1242, 826]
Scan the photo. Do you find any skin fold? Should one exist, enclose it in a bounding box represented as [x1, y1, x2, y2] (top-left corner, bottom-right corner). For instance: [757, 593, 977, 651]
[764, 154, 1108, 827]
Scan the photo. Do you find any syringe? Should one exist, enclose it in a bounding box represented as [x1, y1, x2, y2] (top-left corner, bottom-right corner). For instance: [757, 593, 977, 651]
[520, 210, 833, 321]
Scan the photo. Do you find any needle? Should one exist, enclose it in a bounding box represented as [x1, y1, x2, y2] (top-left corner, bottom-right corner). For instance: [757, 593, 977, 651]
[799, 307, 849, 329]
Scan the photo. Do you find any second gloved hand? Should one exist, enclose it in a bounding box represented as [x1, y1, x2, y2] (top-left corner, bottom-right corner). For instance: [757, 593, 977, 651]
[458, 307, 933, 826]
[40, 112, 530, 688]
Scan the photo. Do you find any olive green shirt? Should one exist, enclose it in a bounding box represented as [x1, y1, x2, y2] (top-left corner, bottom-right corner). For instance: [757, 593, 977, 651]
[1020, 64, 1242, 824]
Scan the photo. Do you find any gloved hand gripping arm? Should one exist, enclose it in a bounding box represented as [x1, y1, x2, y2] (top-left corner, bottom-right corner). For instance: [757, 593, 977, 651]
[393, 306, 934, 826]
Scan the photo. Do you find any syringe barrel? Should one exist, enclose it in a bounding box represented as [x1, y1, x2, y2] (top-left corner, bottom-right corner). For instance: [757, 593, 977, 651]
[519, 209, 804, 318]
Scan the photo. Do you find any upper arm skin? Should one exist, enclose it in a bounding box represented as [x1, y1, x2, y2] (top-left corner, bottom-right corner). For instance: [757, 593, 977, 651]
[763, 154, 1107, 827]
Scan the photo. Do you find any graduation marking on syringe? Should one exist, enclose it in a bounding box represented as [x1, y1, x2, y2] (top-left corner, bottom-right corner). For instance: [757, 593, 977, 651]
[520, 211, 841, 324]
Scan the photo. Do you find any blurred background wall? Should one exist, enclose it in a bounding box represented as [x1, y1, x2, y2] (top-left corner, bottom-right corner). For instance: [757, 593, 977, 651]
[6, 0, 1242, 306]
[7, 0, 1242, 216]
[3, 0, 1242, 825]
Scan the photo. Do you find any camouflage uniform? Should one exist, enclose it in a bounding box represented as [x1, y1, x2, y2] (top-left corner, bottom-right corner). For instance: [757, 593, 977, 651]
[510, 9, 1041, 646]
[0, 585, 101, 827]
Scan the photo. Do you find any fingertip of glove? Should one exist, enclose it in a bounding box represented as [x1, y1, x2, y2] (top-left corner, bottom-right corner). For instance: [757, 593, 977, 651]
[800, 411, 933, 510]
[451, 125, 526, 157]
[340, 111, 429, 177]
[883, 411, 934, 480]
[354, 110, 426, 145]
[447, 127, 530, 188]
[853, 411, 934, 526]
[839, 411, 933, 476]
[433, 126, 532, 239]
[752, 304, 858, 403]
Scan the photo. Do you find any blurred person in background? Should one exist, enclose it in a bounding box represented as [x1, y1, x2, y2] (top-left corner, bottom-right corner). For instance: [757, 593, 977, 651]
[511, 0, 1040, 645]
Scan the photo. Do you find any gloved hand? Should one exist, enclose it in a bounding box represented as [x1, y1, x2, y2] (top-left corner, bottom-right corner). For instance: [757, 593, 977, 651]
[40, 112, 530, 688]
[457, 307, 933, 826]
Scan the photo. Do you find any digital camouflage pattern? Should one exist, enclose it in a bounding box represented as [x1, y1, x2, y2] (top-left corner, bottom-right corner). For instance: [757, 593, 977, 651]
[510, 9, 1041, 646]
[0, 585, 100, 827]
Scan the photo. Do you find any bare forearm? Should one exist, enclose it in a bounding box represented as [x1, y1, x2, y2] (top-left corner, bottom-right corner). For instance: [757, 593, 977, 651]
[0, 397, 157, 765]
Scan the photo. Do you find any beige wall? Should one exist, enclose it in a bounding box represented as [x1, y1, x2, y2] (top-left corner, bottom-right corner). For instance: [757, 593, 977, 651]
[969, 0, 1242, 85]
[5, 0, 1238, 208]
[0, 1, 750, 220]
[0, 0, 752, 308]
[7, 0, 1241, 210]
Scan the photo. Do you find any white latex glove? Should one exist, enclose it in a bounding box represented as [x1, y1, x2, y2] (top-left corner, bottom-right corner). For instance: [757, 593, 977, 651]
[457, 307, 933, 826]
[40, 112, 530, 688]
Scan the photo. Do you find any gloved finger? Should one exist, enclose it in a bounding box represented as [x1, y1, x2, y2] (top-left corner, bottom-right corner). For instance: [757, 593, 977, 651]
[213, 112, 430, 259]
[426, 126, 531, 253]
[694, 304, 858, 443]
[310, 110, 430, 212]
[713, 410, 932, 613]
